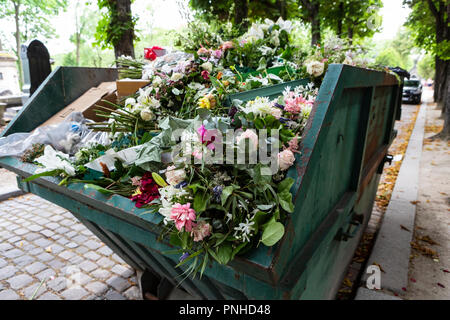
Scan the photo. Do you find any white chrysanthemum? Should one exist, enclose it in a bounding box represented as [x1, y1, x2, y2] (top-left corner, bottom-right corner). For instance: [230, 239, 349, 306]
[242, 97, 274, 117]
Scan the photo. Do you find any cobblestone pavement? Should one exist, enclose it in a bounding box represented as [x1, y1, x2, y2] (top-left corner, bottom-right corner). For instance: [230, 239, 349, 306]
[0, 194, 141, 300]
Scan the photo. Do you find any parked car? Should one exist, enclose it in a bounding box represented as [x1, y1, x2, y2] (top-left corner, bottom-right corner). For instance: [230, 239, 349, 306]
[402, 79, 422, 104]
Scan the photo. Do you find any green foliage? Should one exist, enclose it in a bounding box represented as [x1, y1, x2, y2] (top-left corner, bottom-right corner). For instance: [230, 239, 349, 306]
[404, 0, 450, 60]
[417, 54, 435, 80]
[94, 0, 139, 50]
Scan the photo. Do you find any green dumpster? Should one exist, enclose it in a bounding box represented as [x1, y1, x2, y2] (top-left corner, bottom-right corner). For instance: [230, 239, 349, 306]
[0, 64, 402, 299]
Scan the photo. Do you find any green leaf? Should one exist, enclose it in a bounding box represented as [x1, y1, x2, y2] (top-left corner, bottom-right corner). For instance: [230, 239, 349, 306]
[216, 242, 233, 265]
[221, 185, 235, 206]
[278, 177, 294, 193]
[194, 191, 208, 213]
[22, 169, 61, 182]
[261, 221, 285, 247]
[278, 190, 294, 213]
[84, 184, 115, 195]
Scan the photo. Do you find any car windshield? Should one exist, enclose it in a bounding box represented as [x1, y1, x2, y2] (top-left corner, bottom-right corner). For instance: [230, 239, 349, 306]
[405, 80, 420, 87]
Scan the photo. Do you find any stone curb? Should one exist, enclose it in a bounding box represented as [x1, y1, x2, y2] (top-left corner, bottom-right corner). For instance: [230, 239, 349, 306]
[356, 102, 427, 299]
[0, 190, 25, 202]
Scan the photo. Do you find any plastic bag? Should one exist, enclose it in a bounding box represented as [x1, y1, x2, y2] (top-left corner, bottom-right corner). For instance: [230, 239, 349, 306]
[0, 112, 107, 158]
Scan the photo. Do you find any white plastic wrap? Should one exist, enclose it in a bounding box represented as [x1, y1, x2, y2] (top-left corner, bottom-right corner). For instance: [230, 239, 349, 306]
[0, 112, 109, 158]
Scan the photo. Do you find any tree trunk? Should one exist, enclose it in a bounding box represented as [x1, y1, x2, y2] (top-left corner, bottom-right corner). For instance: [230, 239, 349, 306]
[76, 34, 81, 66]
[277, 0, 287, 20]
[13, 1, 23, 88]
[113, 0, 135, 59]
[310, 3, 320, 46]
[337, 1, 344, 38]
[348, 26, 354, 45]
[234, 0, 248, 27]
[435, 62, 450, 139]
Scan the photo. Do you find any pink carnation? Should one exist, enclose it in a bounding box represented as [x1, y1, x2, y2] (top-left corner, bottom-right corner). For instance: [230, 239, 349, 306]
[284, 95, 308, 114]
[170, 203, 197, 232]
[191, 221, 212, 242]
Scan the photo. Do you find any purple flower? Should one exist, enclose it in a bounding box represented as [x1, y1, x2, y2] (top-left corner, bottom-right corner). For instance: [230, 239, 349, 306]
[212, 185, 223, 203]
[228, 106, 238, 118]
[175, 181, 188, 189]
[179, 252, 190, 262]
[274, 103, 285, 110]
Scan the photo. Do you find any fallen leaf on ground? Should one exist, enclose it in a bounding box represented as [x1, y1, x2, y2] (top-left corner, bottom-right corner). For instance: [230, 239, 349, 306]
[417, 235, 439, 245]
[437, 283, 445, 288]
[372, 262, 386, 273]
[410, 201, 420, 205]
[45, 246, 52, 253]
[400, 225, 411, 232]
[410, 278, 416, 283]
[443, 269, 449, 273]
[410, 241, 438, 258]
[402, 287, 407, 292]
[343, 278, 352, 287]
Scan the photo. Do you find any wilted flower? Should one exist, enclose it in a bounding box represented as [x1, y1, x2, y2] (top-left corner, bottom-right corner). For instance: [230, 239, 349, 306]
[170, 203, 196, 232]
[198, 93, 216, 110]
[306, 60, 325, 77]
[165, 165, 186, 186]
[191, 220, 212, 242]
[140, 108, 155, 121]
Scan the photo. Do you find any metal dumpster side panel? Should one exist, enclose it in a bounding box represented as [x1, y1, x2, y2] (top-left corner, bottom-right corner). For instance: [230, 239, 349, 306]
[275, 65, 401, 296]
[1, 66, 118, 137]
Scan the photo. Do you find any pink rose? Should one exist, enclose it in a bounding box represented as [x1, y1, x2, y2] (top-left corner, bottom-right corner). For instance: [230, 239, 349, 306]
[278, 149, 295, 171]
[170, 203, 196, 232]
[197, 47, 210, 56]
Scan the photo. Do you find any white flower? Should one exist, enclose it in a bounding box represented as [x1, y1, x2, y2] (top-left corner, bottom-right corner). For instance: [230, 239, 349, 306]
[35, 146, 76, 176]
[165, 165, 186, 186]
[242, 97, 275, 117]
[152, 76, 163, 86]
[306, 61, 325, 77]
[125, 97, 136, 107]
[276, 17, 293, 33]
[270, 107, 282, 119]
[233, 218, 255, 242]
[187, 82, 205, 90]
[171, 72, 184, 82]
[201, 62, 213, 73]
[270, 30, 280, 47]
[245, 24, 264, 42]
[258, 46, 275, 56]
[172, 88, 182, 96]
[278, 149, 295, 171]
[140, 108, 154, 121]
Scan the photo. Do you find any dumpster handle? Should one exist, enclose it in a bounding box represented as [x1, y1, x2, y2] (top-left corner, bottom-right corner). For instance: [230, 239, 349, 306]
[336, 212, 363, 242]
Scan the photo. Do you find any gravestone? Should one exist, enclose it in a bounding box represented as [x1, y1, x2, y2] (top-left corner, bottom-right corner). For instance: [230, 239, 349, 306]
[26, 40, 51, 96]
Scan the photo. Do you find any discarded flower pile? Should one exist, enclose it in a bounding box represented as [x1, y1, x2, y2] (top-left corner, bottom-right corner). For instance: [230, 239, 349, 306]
[8, 18, 392, 276]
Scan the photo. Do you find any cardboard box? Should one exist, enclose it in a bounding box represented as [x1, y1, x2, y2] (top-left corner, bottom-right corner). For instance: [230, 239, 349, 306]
[116, 79, 150, 98]
[39, 82, 117, 127]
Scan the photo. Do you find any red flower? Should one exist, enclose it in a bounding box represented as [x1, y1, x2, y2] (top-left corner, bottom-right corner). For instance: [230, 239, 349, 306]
[144, 46, 166, 61]
[201, 70, 210, 80]
[131, 173, 160, 208]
